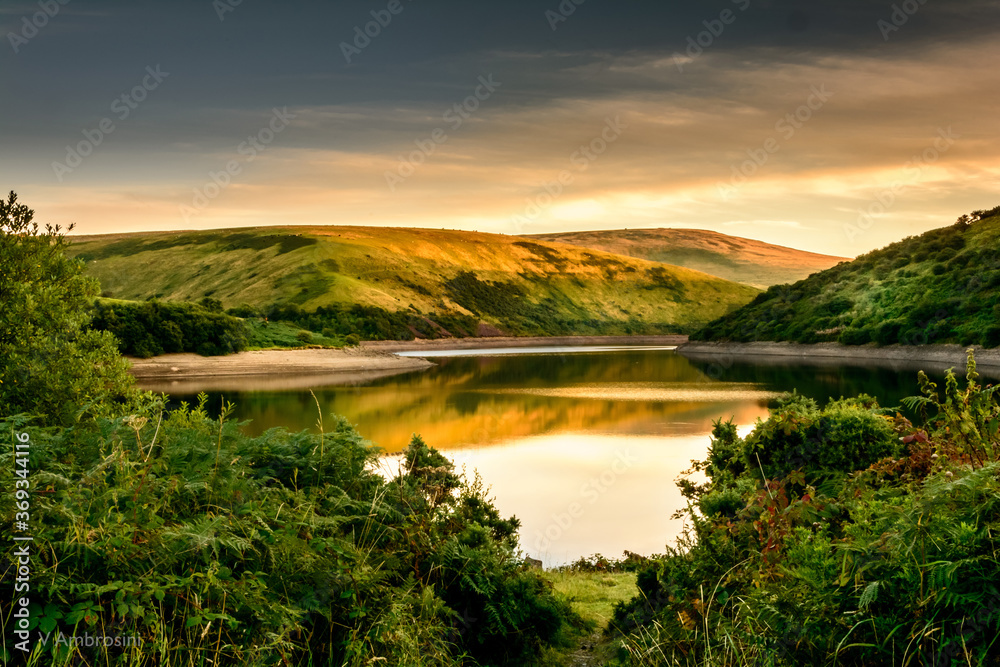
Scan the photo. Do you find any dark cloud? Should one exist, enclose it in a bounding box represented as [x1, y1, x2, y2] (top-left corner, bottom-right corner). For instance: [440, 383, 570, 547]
[1, 0, 997, 253]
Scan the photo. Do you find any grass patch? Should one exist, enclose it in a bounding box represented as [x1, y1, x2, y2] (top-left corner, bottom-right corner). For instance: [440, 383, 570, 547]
[544, 571, 638, 628]
[536, 570, 638, 666]
[244, 318, 344, 349]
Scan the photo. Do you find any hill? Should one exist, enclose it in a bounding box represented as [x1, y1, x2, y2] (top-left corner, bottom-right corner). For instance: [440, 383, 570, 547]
[524, 228, 846, 288]
[67, 226, 758, 338]
[691, 207, 1000, 348]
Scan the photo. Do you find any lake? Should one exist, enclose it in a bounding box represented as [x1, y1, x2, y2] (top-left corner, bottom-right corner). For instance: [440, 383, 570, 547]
[142, 345, 990, 567]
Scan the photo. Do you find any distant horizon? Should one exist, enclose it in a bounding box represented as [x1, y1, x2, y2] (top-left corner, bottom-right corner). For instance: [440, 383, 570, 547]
[4, 1, 998, 257]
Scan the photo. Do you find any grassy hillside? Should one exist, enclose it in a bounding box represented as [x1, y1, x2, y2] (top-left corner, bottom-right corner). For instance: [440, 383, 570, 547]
[692, 207, 1000, 347]
[525, 228, 846, 288]
[67, 226, 758, 337]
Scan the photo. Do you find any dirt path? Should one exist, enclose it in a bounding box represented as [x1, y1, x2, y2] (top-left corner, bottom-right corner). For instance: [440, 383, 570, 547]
[565, 632, 609, 666]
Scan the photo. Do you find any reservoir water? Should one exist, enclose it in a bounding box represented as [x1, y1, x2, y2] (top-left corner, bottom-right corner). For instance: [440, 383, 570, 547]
[141, 346, 992, 567]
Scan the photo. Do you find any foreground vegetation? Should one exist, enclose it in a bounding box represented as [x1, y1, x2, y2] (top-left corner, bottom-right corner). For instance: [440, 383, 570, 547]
[693, 207, 1000, 348]
[1, 404, 583, 666]
[609, 351, 1000, 665]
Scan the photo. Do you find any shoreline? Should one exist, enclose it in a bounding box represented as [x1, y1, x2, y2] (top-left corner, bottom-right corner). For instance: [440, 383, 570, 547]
[361, 334, 689, 352]
[678, 341, 1000, 377]
[127, 347, 435, 381]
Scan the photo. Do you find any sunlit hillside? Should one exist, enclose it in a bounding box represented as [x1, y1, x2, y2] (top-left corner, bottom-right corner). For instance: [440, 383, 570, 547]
[526, 228, 847, 288]
[67, 226, 759, 336]
[692, 207, 1000, 347]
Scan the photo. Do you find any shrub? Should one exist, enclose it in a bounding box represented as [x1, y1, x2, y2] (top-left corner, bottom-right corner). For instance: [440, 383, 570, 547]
[699, 487, 744, 519]
[199, 296, 224, 312]
[839, 327, 872, 345]
[227, 303, 261, 318]
[812, 399, 898, 471]
[874, 319, 904, 346]
[741, 393, 897, 480]
[296, 330, 313, 344]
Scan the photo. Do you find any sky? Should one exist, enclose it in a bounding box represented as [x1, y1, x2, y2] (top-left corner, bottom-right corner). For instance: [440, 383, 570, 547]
[2, 0, 998, 258]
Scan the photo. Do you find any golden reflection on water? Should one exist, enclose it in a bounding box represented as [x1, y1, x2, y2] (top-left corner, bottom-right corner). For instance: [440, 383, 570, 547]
[488, 382, 783, 403]
[321, 389, 770, 453]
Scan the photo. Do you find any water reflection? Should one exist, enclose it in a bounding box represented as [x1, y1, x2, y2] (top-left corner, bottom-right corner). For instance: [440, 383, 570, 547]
[158, 349, 773, 449]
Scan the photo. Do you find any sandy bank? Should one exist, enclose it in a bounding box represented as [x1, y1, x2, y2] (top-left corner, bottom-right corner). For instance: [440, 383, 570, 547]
[127, 348, 435, 390]
[361, 335, 689, 352]
[678, 341, 1000, 377]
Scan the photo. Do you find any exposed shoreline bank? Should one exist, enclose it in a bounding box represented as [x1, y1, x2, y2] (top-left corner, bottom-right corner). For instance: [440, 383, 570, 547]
[127, 347, 435, 381]
[361, 334, 689, 352]
[678, 341, 1000, 376]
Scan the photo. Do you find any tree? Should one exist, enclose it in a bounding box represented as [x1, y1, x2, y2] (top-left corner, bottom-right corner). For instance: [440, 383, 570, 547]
[0, 191, 141, 424]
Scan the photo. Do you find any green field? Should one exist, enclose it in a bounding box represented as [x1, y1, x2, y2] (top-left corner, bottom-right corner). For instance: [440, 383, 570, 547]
[67, 226, 759, 337]
[693, 207, 1000, 347]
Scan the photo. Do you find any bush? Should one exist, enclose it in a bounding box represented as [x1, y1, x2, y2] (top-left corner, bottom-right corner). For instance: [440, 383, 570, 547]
[874, 319, 904, 346]
[296, 330, 313, 344]
[227, 303, 262, 318]
[345, 333, 361, 346]
[839, 327, 872, 345]
[742, 393, 897, 480]
[91, 299, 249, 357]
[699, 487, 744, 519]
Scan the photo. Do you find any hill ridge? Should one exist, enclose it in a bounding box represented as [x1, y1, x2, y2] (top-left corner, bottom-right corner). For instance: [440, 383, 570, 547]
[525, 227, 846, 288]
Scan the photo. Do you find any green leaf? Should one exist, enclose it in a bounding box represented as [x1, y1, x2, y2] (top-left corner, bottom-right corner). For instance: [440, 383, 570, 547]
[186, 616, 202, 628]
[43, 604, 64, 619]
